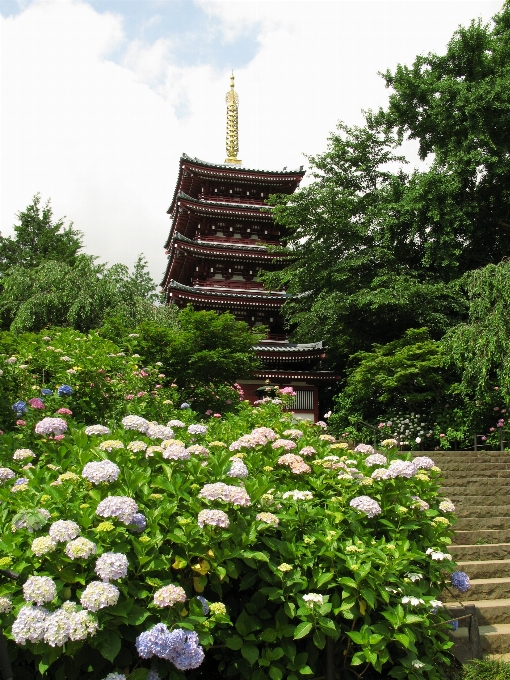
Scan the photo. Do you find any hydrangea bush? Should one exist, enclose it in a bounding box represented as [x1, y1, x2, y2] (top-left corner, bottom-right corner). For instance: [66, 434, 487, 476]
[0, 399, 458, 680]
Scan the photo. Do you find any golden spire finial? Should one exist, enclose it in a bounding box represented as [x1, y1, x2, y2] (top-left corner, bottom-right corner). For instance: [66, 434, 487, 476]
[225, 72, 241, 165]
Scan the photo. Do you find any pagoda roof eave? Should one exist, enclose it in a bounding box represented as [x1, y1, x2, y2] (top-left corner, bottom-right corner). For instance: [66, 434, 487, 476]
[251, 369, 339, 384]
[167, 154, 305, 218]
[169, 232, 286, 262]
[167, 191, 275, 216]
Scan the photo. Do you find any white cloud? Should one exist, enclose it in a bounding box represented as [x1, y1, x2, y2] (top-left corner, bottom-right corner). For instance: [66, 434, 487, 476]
[1, 0, 501, 283]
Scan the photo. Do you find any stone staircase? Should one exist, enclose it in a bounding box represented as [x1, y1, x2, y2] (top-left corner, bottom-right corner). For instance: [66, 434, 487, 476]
[436, 451, 510, 660]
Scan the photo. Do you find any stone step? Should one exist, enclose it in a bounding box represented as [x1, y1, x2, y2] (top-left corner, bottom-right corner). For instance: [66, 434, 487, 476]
[447, 599, 510, 625]
[439, 462, 510, 470]
[452, 623, 510, 655]
[451, 543, 510, 561]
[442, 484, 510, 495]
[442, 477, 510, 486]
[458, 560, 510, 579]
[441, 470, 510, 479]
[447, 495, 510, 507]
[456, 506, 510, 518]
[453, 529, 510, 545]
[413, 451, 509, 458]
[456, 517, 510, 531]
[447, 577, 510, 602]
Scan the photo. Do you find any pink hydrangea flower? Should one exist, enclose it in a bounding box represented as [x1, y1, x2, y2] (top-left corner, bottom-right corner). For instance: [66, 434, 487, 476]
[28, 398, 45, 410]
[16, 420, 26, 426]
[57, 408, 73, 415]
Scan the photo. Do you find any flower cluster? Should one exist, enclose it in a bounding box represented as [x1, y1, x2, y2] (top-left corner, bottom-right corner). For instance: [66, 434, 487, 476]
[198, 483, 251, 506]
[350, 495, 382, 518]
[302, 593, 324, 607]
[96, 496, 138, 524]
[127, 440, 147, 452]
[229, 427, 277, 451]
[439, 499, 455, 513]
[80, 581, 120, 611]
[98, 440, 124, 452]
[227, 458, 249, 478]
[198, 509, 230, 528]
[153, 584, 186, 608]
[0, 467, 16, 483]
[23, 576, 57, 605]
[49, 520, 80, 542]
[82, 460, 120, 484]
[85, 425, 111, 436]
[272, 439, 297, 451]
[188, 445, 210, 457]
[121, 415, 150, 433]
[282, 490, 313, 501]
[277, 453, 311, 474]
[282, 429, 303, 439]
[35, 418, 68, 436]
[167, 419, 186, 428]
[162, 443, 189, 460]
[188, 424, 208, 435]
[300, 446, 316, 456]
[65, 537, 97, 560]
[31, 536, 57, 556]
[95, 552, 129, 581]
[354, 444, 375, 455]
[450, 571, 470, 593]
[136, 624, 205, 670]
[365, 453, 388, 467]
[146, 424, 174, 440]
[256, 512, 279, 527]
[13, 448, 35, 460]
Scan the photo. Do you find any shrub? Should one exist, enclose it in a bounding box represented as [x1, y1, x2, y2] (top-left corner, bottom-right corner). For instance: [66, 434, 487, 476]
[463, 658, 510, 680]
[0, 397, 459, 679]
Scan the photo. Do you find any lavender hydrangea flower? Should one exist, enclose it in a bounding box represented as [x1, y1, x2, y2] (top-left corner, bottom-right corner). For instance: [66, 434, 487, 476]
[349, 495, 382, 518]
[103, 675, 126, 680]
[80, 581, 119, 611]
[451, 571, 470, 593]
[96, 496, 138, 524]
[354, 444, 375, 455]
[153, 584, 186, 608]
[127, 440, 147, 452]
[198, 482, 251, 506]
[12, 605, 48, 644]
[84, 425, 111, 436]
[136, 623, 174, 659]
[95, 552, 129, 581]
[162, 443, 190, 460]
[135, 624, 205, 670]
[82, 460, 120, 484]
[35, 417, 68, 436]
[187, 445, 210, 457]
[180, 403, 191, 409]
[49, 520, 80, 542]
[256, 512, 279, 527]
[387, 459, 417, 478]
[411, 496, 430, 511]
[43, 608, 72, 647]
[198, 509, 230, 529]
[14, 477, 29, 486]
[439, 500, 455, 513]
[13, 448, 35, 461]
[188, 424, 207, 435]
[23, 576, 57, 605]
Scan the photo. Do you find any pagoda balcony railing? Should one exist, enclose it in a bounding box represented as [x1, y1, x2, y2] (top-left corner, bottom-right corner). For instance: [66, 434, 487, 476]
[200, 194, 266, 206]
[197, 235, 278, 246]
[265, 334, 288, 341]
[192, 279, 267, 291]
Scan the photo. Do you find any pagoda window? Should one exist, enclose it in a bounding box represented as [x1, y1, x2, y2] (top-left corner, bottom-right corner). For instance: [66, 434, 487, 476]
[216, 231, 223, 237]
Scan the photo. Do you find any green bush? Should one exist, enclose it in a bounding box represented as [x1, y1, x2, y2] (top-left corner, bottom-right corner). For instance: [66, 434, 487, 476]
[463, 658, 510, 680]
[0, 384, 460, 679]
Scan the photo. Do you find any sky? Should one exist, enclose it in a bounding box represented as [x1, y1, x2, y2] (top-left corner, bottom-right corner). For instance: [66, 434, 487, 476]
[0, 0, 502, 284]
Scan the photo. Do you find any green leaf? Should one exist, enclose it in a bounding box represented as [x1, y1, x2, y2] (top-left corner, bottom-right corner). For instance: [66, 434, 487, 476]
[241, 643, 259, 665]
[269, 667, 283, 680]
[260, 628, 277, 643]
[394, 633, 410, 648]
[361, 588, 375, 609]
[317, 572, 334, 587]
[294, 622, 312, 639]
[299, 666, 314, 675]
[98, 630, 122, 662]
[128, 670, 149, 680]
[284, 602, 296, 619]
[226, 635, 244, 650]
[313, 629, 326, 650]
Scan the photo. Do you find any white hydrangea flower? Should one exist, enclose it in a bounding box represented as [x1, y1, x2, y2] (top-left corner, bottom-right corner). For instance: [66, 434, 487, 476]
[167, 420, 185, 428]
[13, 449, 35, 461]
[80, 581, 120, 611]
[402, 596, 424, 606]
[68, 608, 98, 641]
[0, 468, 16, 483]
[302, 593, 324, 606]
[439, 500, 455, 513]
[0, 596, 12, 613]
[49, 520, 80, 543]
[65, 537, 97, 560]
[96, 496, 138, 524]
[153, 584, 186, 608]
[23, 576, 57, 605]
[121, 415, 150, 433]
[127, 440, 147, 452]
[349, 495, 382, 518]
[31, 536, 57, 556]
[43, 608, 71, 647]
[227, 458, 249, 478]
[12, 605, 48, 644]
[82, 460, 120, 484]
[282, 490, 313, 501]
[94, 552, 129, 582]
[84, 425, 111, 436]
[146, 424, 174, 440]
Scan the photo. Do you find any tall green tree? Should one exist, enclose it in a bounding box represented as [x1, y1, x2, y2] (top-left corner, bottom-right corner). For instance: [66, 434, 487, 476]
[264, 4, 510, 369]
[0, 194, 83, 275]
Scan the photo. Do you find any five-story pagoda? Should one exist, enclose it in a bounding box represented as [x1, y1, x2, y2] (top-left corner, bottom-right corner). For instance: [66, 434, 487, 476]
[161, 75, 335, 420]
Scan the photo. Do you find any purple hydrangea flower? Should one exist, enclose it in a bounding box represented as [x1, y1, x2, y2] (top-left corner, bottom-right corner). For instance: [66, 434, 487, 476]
[57, 385, 73, 396]
[12, 400, 27, 415]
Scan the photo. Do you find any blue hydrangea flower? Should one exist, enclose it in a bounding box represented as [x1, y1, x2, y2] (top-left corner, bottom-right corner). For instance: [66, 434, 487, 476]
[197, 596, 209, 615]
[14, 478, 29, 486]
[57, 385, 73, 397]
[451, 571, 470, 593]
[12, 401, 27, 415]
[449, 619, 459, 631]
[41, 389, 53, 396]
[129, 513, 147, 533]
[180, 402, 190, 409]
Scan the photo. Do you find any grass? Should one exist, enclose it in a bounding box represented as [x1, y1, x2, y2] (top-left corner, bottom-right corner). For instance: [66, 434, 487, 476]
[463, 658, 510, 679]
